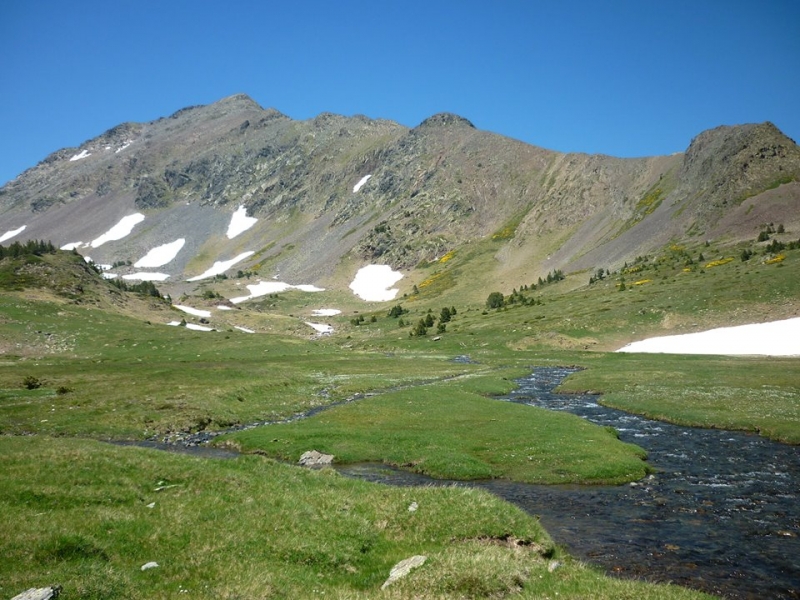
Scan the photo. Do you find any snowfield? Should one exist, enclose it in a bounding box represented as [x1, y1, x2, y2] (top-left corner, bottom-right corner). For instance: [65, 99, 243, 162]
[312, 309, 341, 316]
[61, 242, 84, 251]
[122, 272, 170, 281]
[305, 322, 333, 334]
[617, 317, 800, 356]
[91, 213, 146, 248]
[353, 174, 372, 193]
[174, 305, 212, 318]
[0, 225, 26, 243]
[227, 206, 258, 239]
[134, 239, 185, 268]
[349, 265, 403, 302]
[69, 149, 91, 161]
[187, 251, 255, 282]
[230, 280, 324, 304]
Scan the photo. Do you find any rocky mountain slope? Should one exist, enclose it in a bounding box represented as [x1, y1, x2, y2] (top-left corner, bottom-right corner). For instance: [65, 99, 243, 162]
[1, 93, 798, 299]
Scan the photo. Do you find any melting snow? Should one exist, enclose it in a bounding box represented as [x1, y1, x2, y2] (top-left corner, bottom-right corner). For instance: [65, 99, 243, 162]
[294, 284, 325, 292]
[187, 251, 255, 282]
[167, 321, 212, 331]
[227, 205, 258, 239]
[353, 174, 372, 193]
[134, 238, 185, 268]
[69, 149, 91, 161]
[230, 280, 323, 304]
[0, 225, 26, 243]
[216, 305, 233, 311]
[90, 213, 145, 248]
[312, 309, 341, 316]
[306, 322, 333, 334]
[617, 317, 800, 356]
[116, 141, 132, 153]
[349, 265, 403, 302]
[234, 326, 255, 333]
[174, 305, 212, 318]
[60, 242, 84, 250]
[122, 273, 170, 281]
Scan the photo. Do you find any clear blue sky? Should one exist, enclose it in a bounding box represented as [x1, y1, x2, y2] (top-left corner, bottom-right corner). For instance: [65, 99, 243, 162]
[1, 1, 799, 186]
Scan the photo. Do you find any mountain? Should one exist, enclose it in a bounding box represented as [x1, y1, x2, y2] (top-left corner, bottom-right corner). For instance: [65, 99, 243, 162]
[1, 93, 798, 301]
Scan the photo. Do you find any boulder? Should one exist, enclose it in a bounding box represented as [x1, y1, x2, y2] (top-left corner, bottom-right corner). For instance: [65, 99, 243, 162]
[11, 587, 61, 600]
[298, 450, 334, 467]
[380, 555, 427, 589]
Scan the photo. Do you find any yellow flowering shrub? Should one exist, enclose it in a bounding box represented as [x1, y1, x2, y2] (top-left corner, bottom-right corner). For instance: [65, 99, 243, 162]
[704, 257, 734, 269]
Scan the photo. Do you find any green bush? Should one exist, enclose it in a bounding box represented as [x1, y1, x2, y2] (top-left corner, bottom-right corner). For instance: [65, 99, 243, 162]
[23, 376, 42, 390]
[486, 292, 504, 309]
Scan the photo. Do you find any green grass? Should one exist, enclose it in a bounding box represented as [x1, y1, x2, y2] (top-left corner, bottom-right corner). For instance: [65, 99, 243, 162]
[223, 379, 651, 484]
[557, 353, 800, 444]
[1, 237, 798, 598]
[0, 436, 713, 600]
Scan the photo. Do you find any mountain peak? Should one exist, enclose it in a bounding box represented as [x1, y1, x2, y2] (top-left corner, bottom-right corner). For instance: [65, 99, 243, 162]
[215, 93, 263, 111]
[415, 113, 475, 130]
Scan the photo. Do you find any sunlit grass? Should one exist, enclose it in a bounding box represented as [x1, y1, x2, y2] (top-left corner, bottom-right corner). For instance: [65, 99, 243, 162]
[0, 436, 713, 600]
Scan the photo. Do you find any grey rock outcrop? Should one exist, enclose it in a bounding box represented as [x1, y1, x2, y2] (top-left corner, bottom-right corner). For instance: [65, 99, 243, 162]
[298, 450, 334, 467]
[11, 586, 61, 600]
[381, 555, 427, 589]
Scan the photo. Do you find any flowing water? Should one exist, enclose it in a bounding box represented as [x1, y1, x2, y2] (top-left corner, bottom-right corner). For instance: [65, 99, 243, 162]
[337, 367, 800, 599]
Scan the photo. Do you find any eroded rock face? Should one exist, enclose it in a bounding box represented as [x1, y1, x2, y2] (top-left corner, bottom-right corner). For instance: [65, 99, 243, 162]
[298, 450, 334, 467]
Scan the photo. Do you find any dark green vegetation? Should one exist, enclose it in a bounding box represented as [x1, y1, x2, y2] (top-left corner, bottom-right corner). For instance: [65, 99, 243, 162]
[0, 232, 798, 598]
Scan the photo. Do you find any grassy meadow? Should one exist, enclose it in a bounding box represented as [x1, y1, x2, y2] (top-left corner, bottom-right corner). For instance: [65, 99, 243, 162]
[1, 235, 798, 598]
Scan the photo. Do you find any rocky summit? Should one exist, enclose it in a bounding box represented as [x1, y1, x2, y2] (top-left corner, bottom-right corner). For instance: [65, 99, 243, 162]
[1, 93, 798, 298]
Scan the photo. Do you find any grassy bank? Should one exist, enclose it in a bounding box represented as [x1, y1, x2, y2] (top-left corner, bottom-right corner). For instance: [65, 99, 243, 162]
[0, 436, 713, 600]
[223, 378, 651, 484]
[557, 353, 800, 444]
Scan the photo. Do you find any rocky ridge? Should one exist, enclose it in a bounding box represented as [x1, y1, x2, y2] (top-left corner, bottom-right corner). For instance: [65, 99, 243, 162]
[1, 94, 798, 296]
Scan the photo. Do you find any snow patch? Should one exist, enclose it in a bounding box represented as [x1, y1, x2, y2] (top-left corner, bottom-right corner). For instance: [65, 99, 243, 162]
[122, 272, 170, 281]
[294, 284, 325, 292]
[134, 238, 185, 268]
[187, 251, 255, 282]
[0, 225, 26, 243]
[167, 321, 212, 332]
[216, 305, 233, 311]
[306, 322, 333, 334]
[69, 149, 91, 161]
[90, 213, 145, 248]
[116, 141, 132, 153]
[617, 317, 800, 357]
[174, 305, 212, 318]
[353, 174, 372, 193]
[227, 205, 258, 239]
[349, 265, 403, 302]
[230, 280, 323, 304]
[60, 241, 85, 251]
[312, 308, 341, 316]
[234, 326, 255, 333]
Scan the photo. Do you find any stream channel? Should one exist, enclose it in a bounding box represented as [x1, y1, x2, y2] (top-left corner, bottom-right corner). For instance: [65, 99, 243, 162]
[137, 366, 799, 599]
[336, 367, 800, 599]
